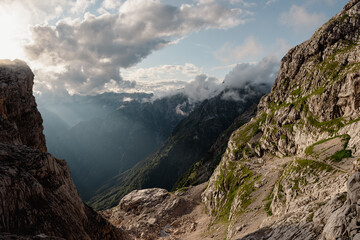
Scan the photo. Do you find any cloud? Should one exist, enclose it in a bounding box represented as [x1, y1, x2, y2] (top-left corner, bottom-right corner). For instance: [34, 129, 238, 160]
[266, 0, 278, 6]
[122, 63, 202, 82]
[105, 63, 202, 97]
[24, 0, 248, 95]
[183, 74, 222, 103]
[101, 0, 122, 10]
[1, 0, 94, 25]
[279, 5, 327, 33]
[223, 55, 279, 88]
[181, 56, 279, 102]
[214, 36, 264, 63]
[176, 102, 190, 116]
[229, 0, 257, 7]
[0, 0, 93, 60]
[221, 90, 243, 101]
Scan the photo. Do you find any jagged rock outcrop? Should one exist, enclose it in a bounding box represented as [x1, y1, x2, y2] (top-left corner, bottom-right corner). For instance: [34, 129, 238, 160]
[239, 171, 360, 240]
[0, 60, 127, 239]
[257, 0, 360, 157]
[101, 186, 205, 240]
[201, 0, 360, 239]
[0, 60, 46, 152]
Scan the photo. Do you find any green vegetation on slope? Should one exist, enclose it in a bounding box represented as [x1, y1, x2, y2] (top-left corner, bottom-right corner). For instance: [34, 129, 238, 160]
[173, 104, 258, 190]
[214, 161, 259, 222]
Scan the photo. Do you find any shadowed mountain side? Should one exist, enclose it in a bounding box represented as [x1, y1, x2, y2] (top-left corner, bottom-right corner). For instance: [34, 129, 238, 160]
[173, 103, 258, 190]
[43, 94, 194, 200]
[88, 85, 270, 210]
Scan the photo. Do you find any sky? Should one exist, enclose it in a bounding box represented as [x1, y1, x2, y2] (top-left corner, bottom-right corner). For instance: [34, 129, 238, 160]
[0, 0, 348, 99]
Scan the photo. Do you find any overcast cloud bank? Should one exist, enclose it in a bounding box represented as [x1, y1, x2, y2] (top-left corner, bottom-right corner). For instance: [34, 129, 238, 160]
[25, 0, 250, 95]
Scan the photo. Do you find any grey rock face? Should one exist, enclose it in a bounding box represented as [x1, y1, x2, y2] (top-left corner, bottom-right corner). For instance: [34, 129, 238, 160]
[0, 60, 127, 239]
[0, 60, 46, 152]
[201, 0, 360, 239]
[238, 171, 360, 240]
[253, 0, 360, 156]
[101, 187, 199, 240]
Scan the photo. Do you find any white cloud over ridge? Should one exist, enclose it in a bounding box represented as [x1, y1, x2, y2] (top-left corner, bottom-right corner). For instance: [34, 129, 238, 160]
[24, 0, 249, 95]
[223, 55, 279, 88]
[122, 64, 202, 82]
[181, 56, 279, 102]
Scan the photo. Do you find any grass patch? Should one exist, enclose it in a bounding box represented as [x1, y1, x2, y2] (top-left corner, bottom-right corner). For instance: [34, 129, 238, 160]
[329, 149, 352, 162]
[307, 116, 345, 133]
[305, 135, 350, 156]
[215, 163, 258, 221]
[294, 159, 334, 172]
[263, 188, 274, 216]
[233, 113, 267, 154]
[291, 88, 301, 96]
[275, 159, 335, 197]
[264, 201, 273, 216]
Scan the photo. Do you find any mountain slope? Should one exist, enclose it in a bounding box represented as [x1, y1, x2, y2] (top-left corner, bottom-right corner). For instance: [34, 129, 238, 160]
[173, 103, 258, 190]
[44, 94, 193, 200]
[0, 59, 127, 239]
[88, 86, 269, 210]
[201, 1, 360, 239]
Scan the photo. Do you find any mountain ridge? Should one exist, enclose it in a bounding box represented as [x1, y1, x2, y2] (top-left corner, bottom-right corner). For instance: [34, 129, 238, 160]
[201, 0, 360, 238]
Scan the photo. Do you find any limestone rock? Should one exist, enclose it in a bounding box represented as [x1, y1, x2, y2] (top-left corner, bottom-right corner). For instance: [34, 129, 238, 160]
[0, 60, 127, 239]
[201, 1, 360, 239]
[0, 60, 46, 152]
[101, 187, 201, 240]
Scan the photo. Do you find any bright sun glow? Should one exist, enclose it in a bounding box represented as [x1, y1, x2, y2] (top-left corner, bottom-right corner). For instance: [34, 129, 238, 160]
[0, 4, 29, 60]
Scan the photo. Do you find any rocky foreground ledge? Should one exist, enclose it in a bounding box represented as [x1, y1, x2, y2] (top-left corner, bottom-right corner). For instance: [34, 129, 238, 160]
[0, 60, 128, 239]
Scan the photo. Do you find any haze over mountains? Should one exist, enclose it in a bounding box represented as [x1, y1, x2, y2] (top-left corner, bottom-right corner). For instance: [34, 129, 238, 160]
[38, 57, 278, 201]
[39, 92, 193, 199]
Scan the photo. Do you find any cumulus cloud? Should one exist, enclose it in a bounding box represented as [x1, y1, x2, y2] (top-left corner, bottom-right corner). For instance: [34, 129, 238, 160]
[102, 0, 122, 10]
[181, 56, 279, 102]
[25, 0, 249, 95]
[280, 5, 327, 34]
[1, 0, 94, 24]
[0, 0, 95, 60]
[223, 56, 279, 88]
[183, 74, 222, 103]
[214, 36, 264, 63]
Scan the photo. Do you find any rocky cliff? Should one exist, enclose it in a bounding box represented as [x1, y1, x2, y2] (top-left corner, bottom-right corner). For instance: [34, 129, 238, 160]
[0, 60, 46, 152]
[201, 0, 360, 239]
[0, 60, 127, 239]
